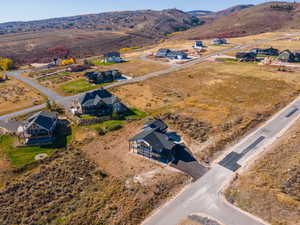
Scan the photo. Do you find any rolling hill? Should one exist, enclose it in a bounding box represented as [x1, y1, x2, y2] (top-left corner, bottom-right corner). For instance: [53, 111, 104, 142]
[174, 2, 300, 40]
[0, 9, 202, 64]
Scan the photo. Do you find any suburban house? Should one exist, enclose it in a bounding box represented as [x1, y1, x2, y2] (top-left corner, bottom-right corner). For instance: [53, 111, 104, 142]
[156, 48, 171, 58]
[129, 120, 177, 163]
[156, 48, 188, 60]
[193, 41, 204, 49]
[85, 70, 122, 84]
[294, 51, 300, 61]
[103, 52, 122, 63]
[236, 52, 257, 62]
[72, 89, 129, 116]
[166, 51, 188, 60]
[278, 50, 296, 62]
[17, 111, 58, 146]
[212, 38, 227, 45]
[251, 47, 279, 56]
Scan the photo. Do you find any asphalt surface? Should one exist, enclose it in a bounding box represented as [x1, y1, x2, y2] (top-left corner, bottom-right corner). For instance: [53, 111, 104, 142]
[143, 83, 300, 225]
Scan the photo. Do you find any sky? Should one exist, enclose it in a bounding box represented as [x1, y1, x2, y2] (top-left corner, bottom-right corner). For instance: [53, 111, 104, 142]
[0, 0, 296, 23]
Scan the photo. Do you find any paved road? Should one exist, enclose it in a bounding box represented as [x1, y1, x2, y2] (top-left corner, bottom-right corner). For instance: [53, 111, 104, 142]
[6, 70, 62, 101]
[3, 32, 300, 121]
[143, 85, 300, 225]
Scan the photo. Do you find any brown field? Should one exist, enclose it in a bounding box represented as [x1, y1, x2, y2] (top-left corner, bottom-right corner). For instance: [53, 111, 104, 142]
[226, 118, 300, 225]
[94, 59, 171, 78]
[0, 121, 189, 225]
[0, 78, 45, 115]
[111, 60, 300, 161]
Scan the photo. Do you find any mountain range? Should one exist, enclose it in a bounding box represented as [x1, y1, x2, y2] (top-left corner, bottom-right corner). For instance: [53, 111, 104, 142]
[0, 1, 298, 64]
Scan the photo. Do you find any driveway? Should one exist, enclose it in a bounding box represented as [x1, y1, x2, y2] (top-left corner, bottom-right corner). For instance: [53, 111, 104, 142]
[171, 145, 208, 181]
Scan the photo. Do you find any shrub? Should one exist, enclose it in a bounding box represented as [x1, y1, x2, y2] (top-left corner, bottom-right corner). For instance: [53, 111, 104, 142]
[0, 58, 14, 71]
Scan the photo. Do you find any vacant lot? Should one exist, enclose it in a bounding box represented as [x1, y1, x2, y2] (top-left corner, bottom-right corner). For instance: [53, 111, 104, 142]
[92, 59, 170, 77]
[226, 118, 300, 225]
[0, 78, 45, 115]
[0, 120, 189, 225]
[111, 60, 300, 161]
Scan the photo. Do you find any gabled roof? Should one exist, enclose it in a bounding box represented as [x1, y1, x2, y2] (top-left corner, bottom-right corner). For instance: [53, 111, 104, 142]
[24, 111, 57, 131]
[77, 89, 120, 108]
[145, 119, 168, 132]
[130, 128, 175, 153]
[104, 52, 120, 57]
[280, 49, 294, 55]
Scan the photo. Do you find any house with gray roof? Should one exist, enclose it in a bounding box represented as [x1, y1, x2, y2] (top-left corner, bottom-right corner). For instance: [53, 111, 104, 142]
[72, 89, 129, 116]
[103, 52, 122, 63]
[212, 38, 227, 45]
[17, 111, 58, 145]
[193, 41, 204, 49]
[278, 50, 295, 62]
[156, 48, 188, 60]
[129, 120, 177, 163]
[85, 70, 122, 84]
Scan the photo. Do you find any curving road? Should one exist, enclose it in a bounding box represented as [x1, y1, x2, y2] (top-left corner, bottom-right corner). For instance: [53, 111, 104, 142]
[1, 32, 300, 224]
[3, 32, 300, 122]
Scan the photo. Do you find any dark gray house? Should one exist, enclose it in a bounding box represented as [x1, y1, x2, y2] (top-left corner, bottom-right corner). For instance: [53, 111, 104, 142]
[17, 111, 58, 145]
[144, 119, 168, 132]
[236, 52, 257, 62]
[72, 89, 129, 116]
[167, 51, 188, 60]
[194, 41, 204, 49]
[251, 47, 279, 56]
[156, 48, 188, 60]
[85, 70, 122, 84]
[156, 48, 171, 58]
[212, 38, 227, 45]
[103, 52, 122, 63]
[278, 50, 295, 62]
[129, 120, 177, 163]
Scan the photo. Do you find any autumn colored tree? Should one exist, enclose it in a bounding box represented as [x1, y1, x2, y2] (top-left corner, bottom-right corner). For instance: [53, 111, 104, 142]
[61, 58, 76, 65]
[0, 58, 14, 71]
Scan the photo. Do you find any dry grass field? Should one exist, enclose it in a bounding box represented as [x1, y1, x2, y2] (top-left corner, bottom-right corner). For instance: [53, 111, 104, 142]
[93, 59, 170, 78]
[226, 118, 300, 225]
[0, 78, 45, 115]
[111, 60, 300, 161]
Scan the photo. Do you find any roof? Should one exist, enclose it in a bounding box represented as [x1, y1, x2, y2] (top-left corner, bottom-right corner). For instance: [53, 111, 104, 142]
[104, 52, 120, 57]
[145, 119, 168, 132]
[236, 52, 256, 58]
[280, 49, 293, 55]
[24, 111, 57, 131]
[130, 129, 176, 153]
[77, 89, 119, 108]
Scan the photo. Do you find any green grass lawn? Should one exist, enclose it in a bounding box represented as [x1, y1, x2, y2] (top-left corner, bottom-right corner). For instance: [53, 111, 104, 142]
[90, 61, 116, 66]
[215, 58, 238, 63]
[59, 79, 115, 95]
[0, 135, 71, 168]
[85, 108, 147, 133]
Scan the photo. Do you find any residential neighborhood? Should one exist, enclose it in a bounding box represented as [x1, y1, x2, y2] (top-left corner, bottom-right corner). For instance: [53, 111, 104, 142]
[71, 89, 129, 116]
[1, 1, 300, 225]
[129, 119, 178, 163]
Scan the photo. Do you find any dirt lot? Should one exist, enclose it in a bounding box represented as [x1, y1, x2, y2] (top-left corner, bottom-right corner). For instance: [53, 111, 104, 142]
[0, 78, 45, 115]
[111, 60, 300, 162]
[0, 122, 189, 225]
[226, 118, 300, 225]
[94, 59, 171, 78]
